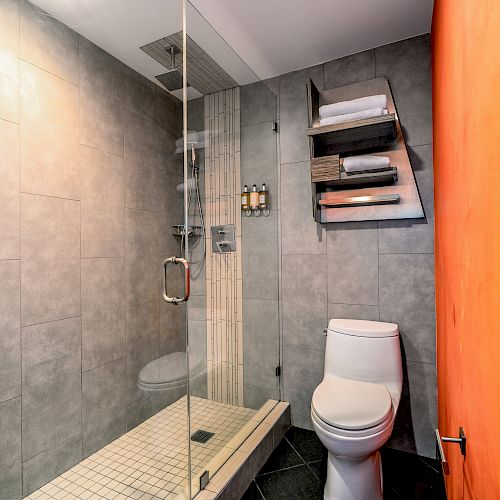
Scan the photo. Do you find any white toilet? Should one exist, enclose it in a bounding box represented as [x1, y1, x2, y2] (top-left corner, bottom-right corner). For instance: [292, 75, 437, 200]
[311, 319, 402, 500]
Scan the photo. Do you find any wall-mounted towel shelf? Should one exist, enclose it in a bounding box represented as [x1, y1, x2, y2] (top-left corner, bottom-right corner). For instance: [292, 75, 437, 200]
[306, 77, 425, 223]
[307, 113, 397, 156]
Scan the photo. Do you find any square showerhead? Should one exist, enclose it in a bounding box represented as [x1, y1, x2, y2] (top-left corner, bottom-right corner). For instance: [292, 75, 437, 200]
[155, 69, 184, 91]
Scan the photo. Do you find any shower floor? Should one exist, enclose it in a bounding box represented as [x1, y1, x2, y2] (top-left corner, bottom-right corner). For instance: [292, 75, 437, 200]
[25, 396, 258, 500]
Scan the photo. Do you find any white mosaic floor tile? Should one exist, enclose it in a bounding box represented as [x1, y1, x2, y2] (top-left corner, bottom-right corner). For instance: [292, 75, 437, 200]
[24, 397, 257, 500]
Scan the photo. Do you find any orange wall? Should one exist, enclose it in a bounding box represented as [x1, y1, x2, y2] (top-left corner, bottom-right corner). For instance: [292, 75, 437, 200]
[433, 0, 500, 498]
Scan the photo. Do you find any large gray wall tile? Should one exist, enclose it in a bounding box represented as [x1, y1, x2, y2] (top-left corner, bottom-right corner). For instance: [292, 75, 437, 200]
[242, 253, 279, 300]
[279, 65, 324, 165]
[21, 194, 80, 326]
[375, 34, 432, 146]
[0, 261, 21, 403]
[20, 61, 80, 200]
[124, 142, 161, 213]
[327, 221, 379, 305]
[20, 0, 79, 85]
[243, 298, 280, 390]
[81, 258, 125, 371]
[379, 253, 435, 363]
[406, 361, 437, 457]
[0, 0, 20, 123]
[125, 209, 159, 309]
[281, 162, 326, 255]
[282, 254, 327, 350]
[243, 384, 279, 411]
[324, 49, 375, 89]
[120, 72, 157, 122]
[282, 347, 324, 430]
[0, 397, 22, 499]
[22, 317, 82, 460]
[81, 145, 124, 258]
[0, 120, 20, 260]
[241, 122, 277, 169]
[22, 434, 82, 497]
[328, 303, 380, 321]
[378, 144, 434, 254]
[79, 38, 125, 156]
[241, 81, 277, 127]
[241, 209, 278, 258]
[82, 358, 126, 457]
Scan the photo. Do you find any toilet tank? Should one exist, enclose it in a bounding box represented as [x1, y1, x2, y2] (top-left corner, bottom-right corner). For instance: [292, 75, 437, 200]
[324, 319, 403, 402]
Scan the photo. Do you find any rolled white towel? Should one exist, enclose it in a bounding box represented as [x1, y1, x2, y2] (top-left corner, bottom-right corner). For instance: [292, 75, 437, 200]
[175, 131, 200, 148]
[319, 94, 387, 119]
[319, 108, 388, 126]
[343, 155, 390, 173]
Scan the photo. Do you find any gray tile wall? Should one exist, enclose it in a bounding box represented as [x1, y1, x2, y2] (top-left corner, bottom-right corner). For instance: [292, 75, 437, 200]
[0, 0, 183, 496]
[276, 34, 436, 457]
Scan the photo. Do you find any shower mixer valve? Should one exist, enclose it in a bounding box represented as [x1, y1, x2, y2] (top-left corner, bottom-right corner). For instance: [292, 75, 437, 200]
[211, 225, 236, 253]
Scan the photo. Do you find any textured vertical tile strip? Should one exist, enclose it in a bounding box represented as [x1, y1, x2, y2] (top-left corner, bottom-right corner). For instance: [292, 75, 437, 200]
[204, 88, 243, 405]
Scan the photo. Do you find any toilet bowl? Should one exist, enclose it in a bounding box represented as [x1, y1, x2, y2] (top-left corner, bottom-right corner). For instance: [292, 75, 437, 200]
[311, 319, 402, 500]
[138, 351, 205, 402]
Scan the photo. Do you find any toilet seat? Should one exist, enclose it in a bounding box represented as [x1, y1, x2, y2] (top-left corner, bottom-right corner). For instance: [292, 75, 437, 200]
[138, 352, 204, 391]
[312, 376, 393, 433]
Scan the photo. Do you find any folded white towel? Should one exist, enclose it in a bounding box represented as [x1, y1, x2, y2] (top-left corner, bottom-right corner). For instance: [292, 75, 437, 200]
[319, 94, 387, 119]
[343, 155, 390, 173]
[319, 108, 388, 126]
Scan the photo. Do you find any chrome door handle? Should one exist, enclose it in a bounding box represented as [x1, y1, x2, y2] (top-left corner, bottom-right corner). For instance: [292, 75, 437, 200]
[161, 257, 190, 304]
[435, 427, 466, 475]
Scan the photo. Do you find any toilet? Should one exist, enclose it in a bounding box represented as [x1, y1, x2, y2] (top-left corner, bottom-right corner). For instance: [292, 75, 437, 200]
[311, 319, 402, 500]
[138, 351, 205, 403]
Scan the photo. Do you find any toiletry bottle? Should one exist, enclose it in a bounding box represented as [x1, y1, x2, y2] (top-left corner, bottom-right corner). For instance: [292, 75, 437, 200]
[250, 184, 260, 216]
[259, 183, 270, 216]
[241, 185, 251, 216]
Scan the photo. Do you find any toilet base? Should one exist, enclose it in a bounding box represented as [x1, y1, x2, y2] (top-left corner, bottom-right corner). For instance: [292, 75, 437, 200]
[324, 450, 383, 500]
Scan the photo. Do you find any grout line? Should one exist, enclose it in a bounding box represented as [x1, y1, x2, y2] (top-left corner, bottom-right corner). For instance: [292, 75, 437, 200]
[19, 58, 79, 89]
[256, 462, 307, 478]
[19, 191, 80, 202]
[21, 314, 82, 330]
[253, 479, 266, 500]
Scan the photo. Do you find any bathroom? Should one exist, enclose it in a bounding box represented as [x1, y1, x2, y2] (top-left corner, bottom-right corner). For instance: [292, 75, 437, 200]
[0, 0, 498, 499]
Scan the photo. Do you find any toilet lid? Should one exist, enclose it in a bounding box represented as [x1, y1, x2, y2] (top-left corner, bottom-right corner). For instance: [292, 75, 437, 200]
[312, 376, 392, 430]
[138, 352, 203, 387]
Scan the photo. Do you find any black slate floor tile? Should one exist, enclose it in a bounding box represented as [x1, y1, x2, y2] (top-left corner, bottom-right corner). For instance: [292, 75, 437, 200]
[284, 427, 327, 463]
[307, 459, 327, 484]
[258, 438, 304, 474]
[241, 480, 265, 499]
[381, 448, 446, 500]
[256, 465, 323, 500]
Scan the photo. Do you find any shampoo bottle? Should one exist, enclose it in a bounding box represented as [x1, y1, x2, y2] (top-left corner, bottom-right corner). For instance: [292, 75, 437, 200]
[250, 184, 260, 216]
[241, 185, 251, 216]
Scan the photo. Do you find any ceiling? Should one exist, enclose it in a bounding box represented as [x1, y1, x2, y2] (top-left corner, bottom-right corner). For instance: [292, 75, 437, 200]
[190, 0, 434, 79]
[31, 0, 434, 92]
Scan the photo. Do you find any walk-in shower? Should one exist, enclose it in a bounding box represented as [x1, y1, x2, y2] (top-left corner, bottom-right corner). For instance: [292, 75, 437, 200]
[0, 1, 280, 499]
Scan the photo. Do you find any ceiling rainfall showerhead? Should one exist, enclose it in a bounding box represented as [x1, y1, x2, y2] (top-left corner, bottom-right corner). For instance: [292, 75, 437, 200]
[141, 32, 238, 97]
[155, 45, 184, 91]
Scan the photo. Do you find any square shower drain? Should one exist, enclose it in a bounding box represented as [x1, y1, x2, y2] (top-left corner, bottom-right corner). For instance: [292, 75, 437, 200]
[191, 430, 215, 443]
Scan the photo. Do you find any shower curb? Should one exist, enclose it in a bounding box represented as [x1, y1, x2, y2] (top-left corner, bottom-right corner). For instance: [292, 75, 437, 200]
[195, 402, 291, 500]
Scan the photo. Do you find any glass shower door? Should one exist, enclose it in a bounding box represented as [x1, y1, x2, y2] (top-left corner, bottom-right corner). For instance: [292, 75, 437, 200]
[182, 2, 281, 496]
